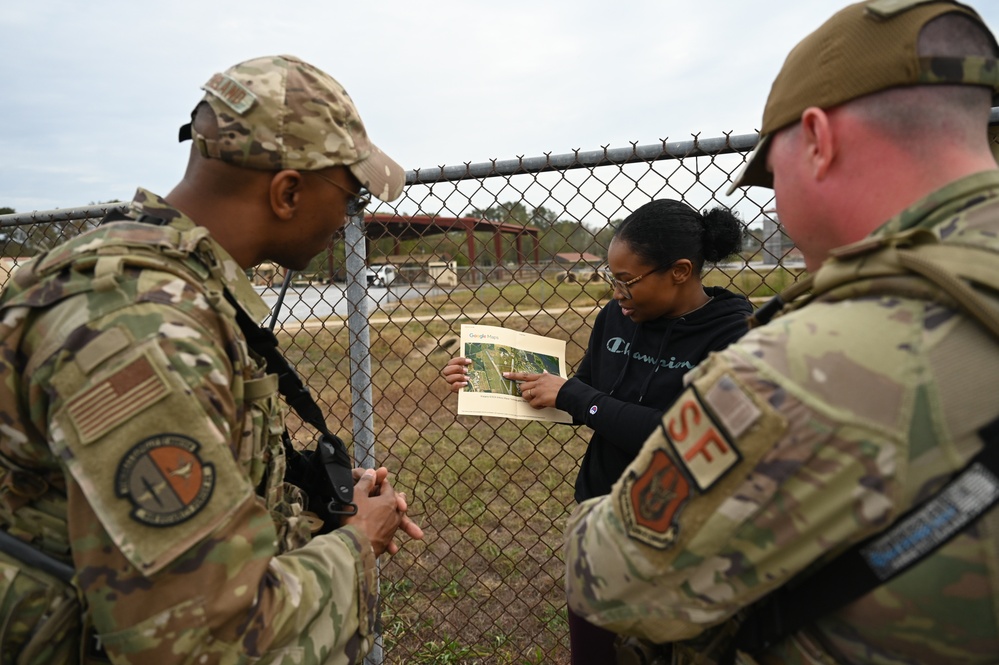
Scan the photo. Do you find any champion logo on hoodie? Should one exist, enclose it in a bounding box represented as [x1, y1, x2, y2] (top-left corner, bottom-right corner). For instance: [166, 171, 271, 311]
[605, 337, 695, 370]
[589, 405, 598, 415]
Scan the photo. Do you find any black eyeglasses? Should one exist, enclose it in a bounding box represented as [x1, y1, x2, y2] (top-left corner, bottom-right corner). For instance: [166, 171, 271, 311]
[611, 263, 671, 299]
[308, 171, 371, 217]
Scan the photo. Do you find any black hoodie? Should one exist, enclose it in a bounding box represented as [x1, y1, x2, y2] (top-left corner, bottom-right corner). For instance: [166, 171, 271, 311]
[556, 286, 752, 502]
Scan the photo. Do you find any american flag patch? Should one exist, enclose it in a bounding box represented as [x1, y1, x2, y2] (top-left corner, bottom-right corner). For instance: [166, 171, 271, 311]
[67, 354, 170, 444]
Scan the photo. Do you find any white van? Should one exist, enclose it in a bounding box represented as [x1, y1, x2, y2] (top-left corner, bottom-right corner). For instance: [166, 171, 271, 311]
[365, 263, 397, 287]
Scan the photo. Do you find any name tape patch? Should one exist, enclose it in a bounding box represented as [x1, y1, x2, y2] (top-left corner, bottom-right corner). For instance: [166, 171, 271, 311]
[862, 462, 999, 580]
[202, 73, 257, 115]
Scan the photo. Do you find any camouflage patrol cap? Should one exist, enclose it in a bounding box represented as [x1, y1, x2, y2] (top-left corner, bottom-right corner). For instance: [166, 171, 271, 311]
[179, 54, 405, 202]
[728, 0, 999, 194]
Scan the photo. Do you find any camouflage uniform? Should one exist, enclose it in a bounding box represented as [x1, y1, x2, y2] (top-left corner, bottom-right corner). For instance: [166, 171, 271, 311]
[0, 189, 377, 664]
[564, 171, 999, 663]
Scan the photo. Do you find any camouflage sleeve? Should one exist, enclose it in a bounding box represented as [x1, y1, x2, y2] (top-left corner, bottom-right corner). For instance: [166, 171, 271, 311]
[27, 286, 376, 664]
[563, 322, 906, 644]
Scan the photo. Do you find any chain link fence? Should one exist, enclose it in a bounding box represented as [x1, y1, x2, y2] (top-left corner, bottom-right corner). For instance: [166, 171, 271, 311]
[360, 132, 785, 665]
[6, 119, 995, 663]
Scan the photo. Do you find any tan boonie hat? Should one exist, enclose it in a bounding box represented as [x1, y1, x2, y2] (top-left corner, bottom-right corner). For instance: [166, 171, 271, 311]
[728, 0, 999, 194]
[179, 54, 405, 202]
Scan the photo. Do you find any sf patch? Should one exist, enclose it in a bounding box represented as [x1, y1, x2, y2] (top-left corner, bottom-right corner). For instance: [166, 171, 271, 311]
[619, 386, 743, 549]
[115, 434, 215, 527]
[666, 389, 741, 491]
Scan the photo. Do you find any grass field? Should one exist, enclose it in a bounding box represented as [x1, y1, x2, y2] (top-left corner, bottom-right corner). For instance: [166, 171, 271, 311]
[278, 265, 803, 664]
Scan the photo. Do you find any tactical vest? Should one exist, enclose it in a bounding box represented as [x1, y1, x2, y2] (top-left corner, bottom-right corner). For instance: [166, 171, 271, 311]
[0, 220, 309, 664]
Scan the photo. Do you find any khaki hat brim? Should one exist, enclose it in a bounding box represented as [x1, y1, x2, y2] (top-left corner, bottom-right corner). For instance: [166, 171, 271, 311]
[350, 144, 406, 202]
[726, 134, 773, 195]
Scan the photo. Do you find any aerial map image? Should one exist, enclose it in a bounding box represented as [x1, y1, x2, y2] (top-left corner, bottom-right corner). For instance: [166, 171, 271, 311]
[464, 342, 562, 395]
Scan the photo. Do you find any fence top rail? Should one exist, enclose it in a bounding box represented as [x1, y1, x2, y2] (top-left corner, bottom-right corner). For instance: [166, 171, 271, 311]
[0, 203, 129, 227]
[402, 106, 999, 185]
[404, 132, 760, 185]
[6, 105, 999, 225]
[0, 132, 761, 227]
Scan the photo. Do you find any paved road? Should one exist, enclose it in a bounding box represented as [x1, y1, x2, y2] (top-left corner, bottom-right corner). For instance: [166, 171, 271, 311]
[259, 282, 445, 327]
[260, 283, 603, 333]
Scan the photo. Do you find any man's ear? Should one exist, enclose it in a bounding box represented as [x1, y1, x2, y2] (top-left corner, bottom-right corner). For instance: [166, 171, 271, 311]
[800, 107, 835, 181]
[671, 259, 694, 284]
[269, 170, 303, 221]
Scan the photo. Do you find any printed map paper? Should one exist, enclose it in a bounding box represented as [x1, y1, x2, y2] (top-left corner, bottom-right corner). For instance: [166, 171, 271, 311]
[457, 324, 572, 423]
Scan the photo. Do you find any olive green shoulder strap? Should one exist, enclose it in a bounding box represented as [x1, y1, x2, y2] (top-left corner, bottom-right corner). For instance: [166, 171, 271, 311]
[750, 228, 999, 340]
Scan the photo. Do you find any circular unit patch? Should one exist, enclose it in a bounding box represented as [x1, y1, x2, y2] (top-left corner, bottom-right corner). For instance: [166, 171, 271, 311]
[115, 434, 216, 527]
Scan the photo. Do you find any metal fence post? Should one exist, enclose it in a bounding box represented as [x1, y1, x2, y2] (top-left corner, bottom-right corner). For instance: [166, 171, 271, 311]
[343, 213, 378, 473]
[343, 208, 382, 665]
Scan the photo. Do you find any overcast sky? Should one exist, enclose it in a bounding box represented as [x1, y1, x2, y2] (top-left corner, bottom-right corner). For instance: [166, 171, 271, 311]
[4, 0, 999, 215]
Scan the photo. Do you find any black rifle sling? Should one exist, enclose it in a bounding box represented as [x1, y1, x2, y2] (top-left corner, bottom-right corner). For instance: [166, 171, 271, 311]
[224, 291, 357, 516]
[733, 417, 999, 655]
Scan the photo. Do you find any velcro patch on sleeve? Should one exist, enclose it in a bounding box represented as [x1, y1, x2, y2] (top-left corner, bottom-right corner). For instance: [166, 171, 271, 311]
[704, 374, 762, 440]
[53, 339, 253, 576]
[664, 387, 742, 492]
[617, 361, 787, 553]
[618, 387, 743, 550]
[66, 353, 169, 445]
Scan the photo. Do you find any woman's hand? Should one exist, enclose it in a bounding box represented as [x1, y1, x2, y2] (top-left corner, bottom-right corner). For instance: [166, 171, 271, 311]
[442, 357, 471, 393]
[502, 370, 566, 409]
